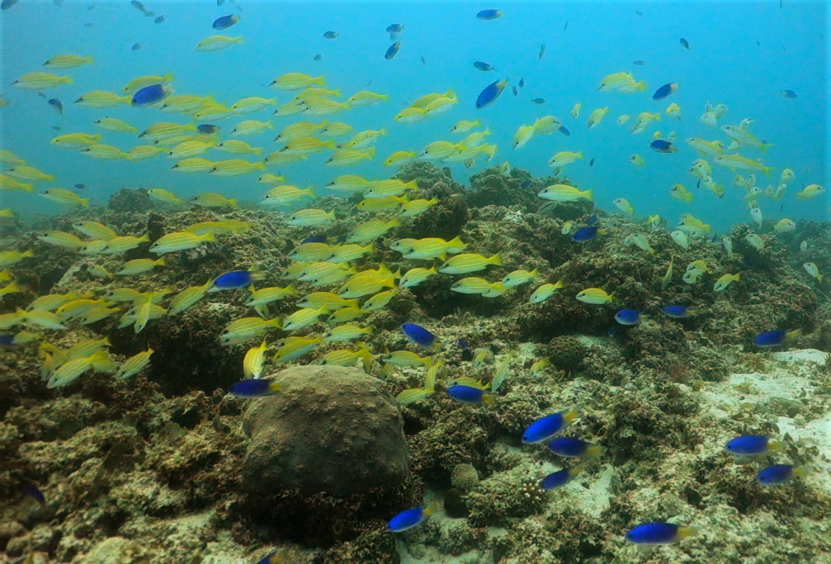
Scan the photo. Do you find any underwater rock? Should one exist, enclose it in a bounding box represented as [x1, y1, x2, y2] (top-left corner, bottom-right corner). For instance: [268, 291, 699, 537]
[467, 166, 541, 213]
[443, 487, 469, 518]
[107, 188, 154, 214]
[241, 365, 410, 495]
[77, 536, 148, 564]
[547, 335, 587, 371]
[450, 462, 480, 490]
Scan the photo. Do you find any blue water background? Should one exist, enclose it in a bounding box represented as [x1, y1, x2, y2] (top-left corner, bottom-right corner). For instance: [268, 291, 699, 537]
[1, 0, 828, 232]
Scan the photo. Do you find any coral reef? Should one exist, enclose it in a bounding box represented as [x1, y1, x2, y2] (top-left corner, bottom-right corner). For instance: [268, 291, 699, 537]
[2, 164, 830, 563]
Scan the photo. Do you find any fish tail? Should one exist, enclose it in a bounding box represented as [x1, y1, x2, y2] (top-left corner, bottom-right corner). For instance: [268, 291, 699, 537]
[22, 183, 34, 192]
[734, 273, 741, 282]
[676, 527, 698, 540]
[763, 165, 774, 177]
[490, 253, 503, 266]
[235, 35, 244, 44]
[791, 467, 811, 478]
[255, 161, 266, 170]
[584, 188, 593, 201]
[684, 193, 693, 204]
[80, 197, 90, 207]
[584, 445, 604, 458]
[253, 147, 262, 155]
[304, 186, 317, 199]
[761, 142, 773, 153]
[313, 75, 326, 86]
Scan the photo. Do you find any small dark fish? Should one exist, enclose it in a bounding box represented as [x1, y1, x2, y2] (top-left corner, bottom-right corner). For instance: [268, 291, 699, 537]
[563, 20, 568, 31]
[518, 77, 525, 88]
[384, 41, 401, 60]
[779, 89, 797, 99]
[217, 0, 224, 5]
[520, 179, 532, 189]
[538, 44, 546, 60]
[130, 0, 147, 13]
[386, 23, 404, 34]
[589, 157, 595, 167]
[652, 82, 678, 101]
[779, 0, 782, 9]
[84, 22, 95, 27]
[756, 40, 760, 46]
[512, 86, 518, 96]
[633, 60, 645, 65]
[313, 54, 322, 61]
[477, 9, 504, 20]
[476, 79, 508, 109]
[131, 43, 143, 51]
[37, 92, 46, 98]
[635, 10, 643, 16]
[586, 214, 599, 225]
[607, 327, 616, 337]
[558, 125, 570, 136]
[572, 226, 601, 243]
[213, 14, 240, 30]
[197, 124, 219, 134]
[301, 235, 327, 244]
[457, 338, 469, 350]
[420, 56, 426, 66]
[473, 61, 494, 71]
[754, 330, 786, 347]
[47, 98, 63, 115]
[650, 139, 677, 153]
[22, 484, 46, 506]
[323, 31, 338, 39]
[680, 37, 690, 50]
[530, 98, 545, 104]
[52, 126, 61, 131]
[74, 183, 87, 190]
[53, 0, 64, 6]
[0, 334, 14, 348]
[402, 323, 436, 348]
[132, 83, 171, 107]
[154, 14, 165, 23]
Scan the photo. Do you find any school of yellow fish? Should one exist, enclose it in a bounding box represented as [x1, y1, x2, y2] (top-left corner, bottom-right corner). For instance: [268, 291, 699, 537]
[0, 54, 827, 392]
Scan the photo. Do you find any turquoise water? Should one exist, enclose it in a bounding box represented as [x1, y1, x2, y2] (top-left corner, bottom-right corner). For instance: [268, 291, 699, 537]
[1, 0, 827, 231]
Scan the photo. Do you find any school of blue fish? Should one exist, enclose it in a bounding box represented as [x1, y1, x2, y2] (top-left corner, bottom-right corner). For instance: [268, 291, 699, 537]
[1, 3, 827, 559]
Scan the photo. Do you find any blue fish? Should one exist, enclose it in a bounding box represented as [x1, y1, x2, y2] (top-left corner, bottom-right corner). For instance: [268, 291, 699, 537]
[652, 82, 678, 101]
[473, 61, 494, 71]
[725, 435, 781, 456]
[680, 37, 690, 50]
[457, 338, 469, 350]
[74, 183, 87, 190]
[607, 327, 616, 338]
[384, 41, 401, 60]
[229, 379, 282, 398]
[615, 309, 645, 325]
[519, 77, 525, 87]
[541, 466, 582, 490]
[586, 214, 599, 225]
[754, 330, 786, 347]
[626, 523, 697, 544]
[633, 60, 645, 65]
[323, 31, 338, 39]
[571, 226, 601, 243]
[558, 125, 570, 136]
[47, 98, 63, 115]
[301, 235, 327, 244]
[209, 270, 259, 292]
[197, 124, 220, 134]
[447, 385, 491, 404]
[547, 437, 602, 458]
[520, 180, 532, 189]
[650, 139, 677, 153]
[476, 8, 504, 20]
[386, 23, 404, 34]
[131, 43, 142, 51]
[313, 54, 322, 61]
[132, 83, 171, 107]
[388, 503, 437, 532]
[401, 323, 436, 348]
[589, 157, 595, 166]
[663, 305, 698, 318]
[154, 14, 166, 23]
[757, 464, 809, 486]
[0, 334, 14, 347]
[521, 409, 578, 444]
[476, 79, 509, 109]
[779, 89, 797, 99]
[22, 484, 46, 506]
[212, 14, 240, 30]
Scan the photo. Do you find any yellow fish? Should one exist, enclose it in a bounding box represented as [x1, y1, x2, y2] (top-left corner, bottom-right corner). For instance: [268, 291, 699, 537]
[74, 90, 131, 108]
[41, 188, 89, 207]
[439, 253, 503, 275]
[190, 193, 238, 208]
[587, 107, 610, 129]
[13, 72, 72, 90]
[270, 73, 326, 91]
[196, 35, 244, 51]
[209, 159, 266, 177]
[576, 288, 614, 304]
[43, 54, 93, 69]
